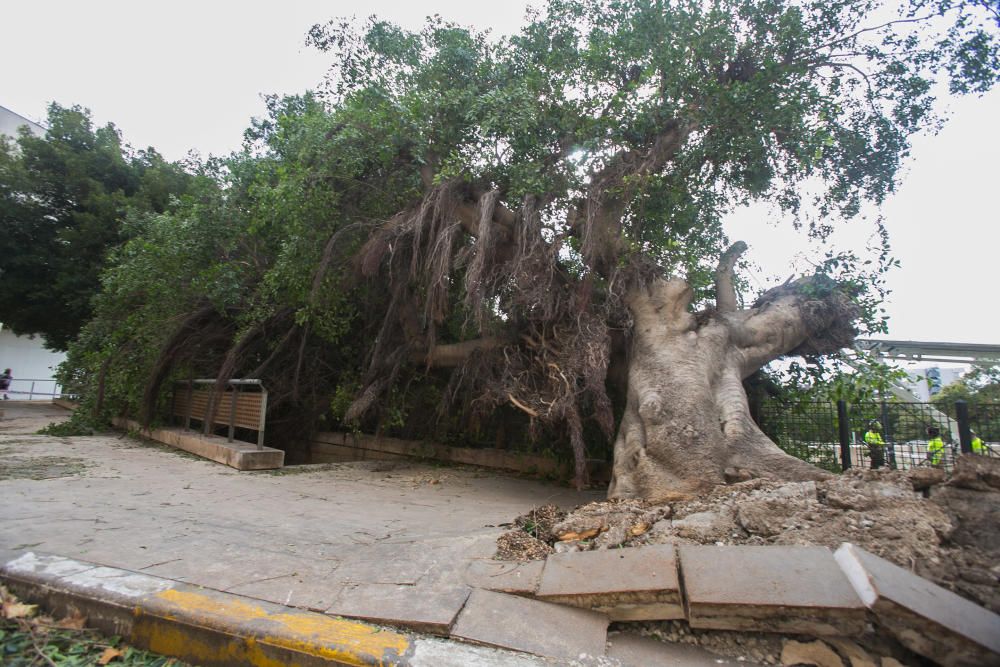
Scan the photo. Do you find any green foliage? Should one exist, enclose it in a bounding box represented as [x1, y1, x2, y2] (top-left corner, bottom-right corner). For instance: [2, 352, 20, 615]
[0, 104, 196, 350]
[932, 364, 1000, 404]
[778, 352, 909, 404]
[0, 620, 189, 666]
[51, 0, 1000, 461]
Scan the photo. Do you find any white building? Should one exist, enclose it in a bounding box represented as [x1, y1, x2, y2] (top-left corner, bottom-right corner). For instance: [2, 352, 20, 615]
[902, 366, 965, 402]
[0, 105, 65, 400]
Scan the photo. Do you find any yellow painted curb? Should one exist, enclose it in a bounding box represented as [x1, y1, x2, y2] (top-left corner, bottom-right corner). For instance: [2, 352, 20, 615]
[1, 553, 412, 667]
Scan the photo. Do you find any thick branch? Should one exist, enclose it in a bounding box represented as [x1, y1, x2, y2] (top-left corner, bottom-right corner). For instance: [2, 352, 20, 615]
[571, 119, 696, 275]
[732, 277, 859, 377]
[410, 337, 507, 368]
[715, 241, 748, 313]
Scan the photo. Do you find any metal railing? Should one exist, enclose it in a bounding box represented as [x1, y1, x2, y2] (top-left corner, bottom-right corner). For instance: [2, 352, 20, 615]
[172, 379, 268, 448]
[758, 399, 999, 473]
[1, 378, 63, 400]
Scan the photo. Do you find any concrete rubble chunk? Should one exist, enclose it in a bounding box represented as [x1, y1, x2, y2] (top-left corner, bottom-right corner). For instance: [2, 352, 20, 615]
[825, 638, 878, 667]
[834, 543, 1000, 667]
[325, 583, 471, 635]
[450, 588, 608, 660]
[680, 545, 867, 636]
[463, 559, 543, 595]
[535, 543, 682, 620]
[780, 639, 844, 667]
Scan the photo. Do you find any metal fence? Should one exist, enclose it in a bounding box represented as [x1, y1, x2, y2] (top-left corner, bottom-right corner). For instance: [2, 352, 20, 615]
[757, 399, 1000, 473]
[1, 377, 63, 401]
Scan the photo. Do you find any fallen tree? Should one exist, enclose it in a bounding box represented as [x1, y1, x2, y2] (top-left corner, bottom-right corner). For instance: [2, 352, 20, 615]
[57, 0, 999, 496]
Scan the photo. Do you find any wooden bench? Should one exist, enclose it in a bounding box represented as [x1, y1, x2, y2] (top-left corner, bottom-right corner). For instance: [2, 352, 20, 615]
[172, 379, 268, 448]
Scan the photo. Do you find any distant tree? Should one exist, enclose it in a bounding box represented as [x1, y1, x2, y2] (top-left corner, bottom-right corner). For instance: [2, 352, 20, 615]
[0, 104, 194, 350]
[933, 365, 1000, 404]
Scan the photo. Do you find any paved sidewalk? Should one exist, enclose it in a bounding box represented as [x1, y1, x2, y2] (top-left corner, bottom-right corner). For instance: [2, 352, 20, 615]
[0, 402, 745, 664]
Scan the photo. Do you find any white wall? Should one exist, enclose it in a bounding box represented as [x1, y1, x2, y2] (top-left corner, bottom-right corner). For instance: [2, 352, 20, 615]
[0, 104, 45, 141]
[0, 329, 66, 399]
[0, 107, 61, 400]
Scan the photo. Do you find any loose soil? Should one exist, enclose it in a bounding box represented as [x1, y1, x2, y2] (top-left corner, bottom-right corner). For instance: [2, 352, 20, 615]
[497, 455, 1000, 665]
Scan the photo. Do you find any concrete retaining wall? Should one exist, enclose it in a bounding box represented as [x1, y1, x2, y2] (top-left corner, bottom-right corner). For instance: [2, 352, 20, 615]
[310, 431, 570, 477]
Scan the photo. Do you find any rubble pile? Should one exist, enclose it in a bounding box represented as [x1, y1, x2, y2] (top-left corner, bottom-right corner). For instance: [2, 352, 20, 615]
[497, 456, 1000, 613]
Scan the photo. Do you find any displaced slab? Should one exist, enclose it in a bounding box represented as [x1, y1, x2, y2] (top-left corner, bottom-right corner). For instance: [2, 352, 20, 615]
[326, 583, 471, 635]
[451, 588, 608, 660]
[835, 543, 1000, 667]
[536, 544, 682, 620]
[680, 545, 867, 636]
[113, 417, 283, 470]
[463, 559, 544, 595]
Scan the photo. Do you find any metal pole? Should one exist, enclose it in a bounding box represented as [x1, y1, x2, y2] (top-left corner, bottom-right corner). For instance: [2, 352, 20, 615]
[228, 386, 237, 443]
[956, 400, 973, 455]
[837, 400, 852, 471]
[185, 381, 193, 431]
[29, 381, 35, 400]
[257, 387, 267, 450]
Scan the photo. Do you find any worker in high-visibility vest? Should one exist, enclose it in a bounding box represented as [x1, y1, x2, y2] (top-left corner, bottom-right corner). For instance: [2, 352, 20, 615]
[864, 422, 886, 469]
[927, 426, 945, 466]
[971, 431, 985, 455]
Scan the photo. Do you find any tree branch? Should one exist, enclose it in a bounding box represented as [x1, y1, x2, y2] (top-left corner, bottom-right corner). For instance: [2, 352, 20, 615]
[410, 337, 508, 368]
[715, 241, 748, 313]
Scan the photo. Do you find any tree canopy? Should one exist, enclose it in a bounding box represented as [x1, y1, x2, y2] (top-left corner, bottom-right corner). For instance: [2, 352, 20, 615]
[0, 104, 195, 350]
[51, 0, 999, 489]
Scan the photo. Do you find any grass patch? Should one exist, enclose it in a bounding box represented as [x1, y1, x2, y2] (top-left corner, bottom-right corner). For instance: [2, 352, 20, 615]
[1, 586, 192, 666]
[0, 456, 88, 481]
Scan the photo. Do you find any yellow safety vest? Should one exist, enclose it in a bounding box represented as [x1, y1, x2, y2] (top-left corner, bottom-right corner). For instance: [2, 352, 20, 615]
[971, 436, 984, 454]
[864, 431, 884, 447]
[928, 437, 945, 465]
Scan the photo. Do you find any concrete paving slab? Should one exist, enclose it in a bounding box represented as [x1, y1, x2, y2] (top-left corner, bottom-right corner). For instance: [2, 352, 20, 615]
[2, 552, 559, 666]
[463, 559, 543, 595]
[326, 583, 471, 635]
[835, 543, 1000, 667]
[680, 544, 867, 636]
[536, 544, 682, 620]
[0, 406, 598, 626]
[450, 588, 608, 660]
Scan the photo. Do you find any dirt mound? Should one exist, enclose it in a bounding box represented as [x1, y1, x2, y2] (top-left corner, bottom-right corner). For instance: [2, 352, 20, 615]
[496, 455, 1000, 612]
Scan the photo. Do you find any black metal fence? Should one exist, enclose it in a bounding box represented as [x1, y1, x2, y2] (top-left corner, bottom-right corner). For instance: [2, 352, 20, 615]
[757, 399, 1000, 473]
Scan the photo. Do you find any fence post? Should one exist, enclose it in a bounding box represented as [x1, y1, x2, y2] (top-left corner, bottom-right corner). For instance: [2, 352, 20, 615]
[955, 400, 972, 454]
[837, 400, 852, 471]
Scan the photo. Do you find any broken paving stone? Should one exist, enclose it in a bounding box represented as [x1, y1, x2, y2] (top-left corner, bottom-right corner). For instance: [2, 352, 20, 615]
[535, 544, 682, 621]
[835, 543, 1000, 667]
[450, 588, 608, 661]
[680, 545, 867, 636]
[325, 583, 470, 635]
[780, 639, 843, 667]
[463, 560, 542, 595]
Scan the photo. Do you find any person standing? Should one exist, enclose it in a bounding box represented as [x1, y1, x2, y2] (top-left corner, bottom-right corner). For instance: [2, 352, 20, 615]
[863, 421, 886, 469]
[971, 431, 985, 455]
[927, 426, 945, 466]
[0, 368, 11, 400]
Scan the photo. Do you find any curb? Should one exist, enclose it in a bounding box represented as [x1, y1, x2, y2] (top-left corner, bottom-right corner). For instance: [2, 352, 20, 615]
[1, 552, 546, 667]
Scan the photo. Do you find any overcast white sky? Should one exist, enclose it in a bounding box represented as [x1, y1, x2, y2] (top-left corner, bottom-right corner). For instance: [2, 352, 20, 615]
[3, 1, 998, 348]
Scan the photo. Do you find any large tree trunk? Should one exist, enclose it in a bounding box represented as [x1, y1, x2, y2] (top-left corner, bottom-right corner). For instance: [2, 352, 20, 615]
[609, 264, 859, 501]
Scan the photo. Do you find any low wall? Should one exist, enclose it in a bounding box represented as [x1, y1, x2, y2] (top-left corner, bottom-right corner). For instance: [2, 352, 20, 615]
[113, 418, 284, 471]
[310, 431, 574, 478]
